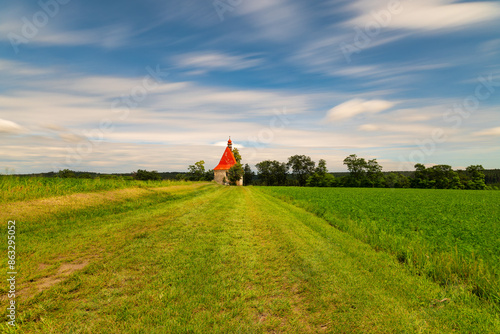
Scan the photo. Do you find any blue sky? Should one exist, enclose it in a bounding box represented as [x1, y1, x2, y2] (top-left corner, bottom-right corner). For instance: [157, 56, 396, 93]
[1, 0, 499, 173]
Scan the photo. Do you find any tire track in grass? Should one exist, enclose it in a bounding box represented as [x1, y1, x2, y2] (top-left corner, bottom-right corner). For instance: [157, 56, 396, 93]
[243, 187, 414, 333]
[240, 187, 320, 332]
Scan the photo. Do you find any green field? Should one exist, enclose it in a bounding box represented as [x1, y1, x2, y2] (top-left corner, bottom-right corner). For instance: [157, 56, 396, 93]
[260, 187, 500, 306]
[1, 180, 499, 333]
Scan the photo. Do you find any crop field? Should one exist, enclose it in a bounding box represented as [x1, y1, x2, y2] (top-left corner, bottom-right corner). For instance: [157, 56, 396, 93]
[259, 187, 500, 306]
[1, 179, 499, 333]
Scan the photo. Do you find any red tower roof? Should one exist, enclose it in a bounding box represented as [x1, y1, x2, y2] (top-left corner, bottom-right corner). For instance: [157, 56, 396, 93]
[214, 142, 237, 170]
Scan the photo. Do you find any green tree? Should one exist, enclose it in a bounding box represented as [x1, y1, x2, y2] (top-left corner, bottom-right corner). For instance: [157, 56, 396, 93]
[203, 169, 214, 181]
[385, 172, 410, 188]
[58, 169, 76, 178]
[411, 164, 463, 189]
[430, 165, 455, 189]
[232, 148, 242, 164]
[287, 155, 315, 186]
[227, 163, 244, 185]
[411, 163, 429, 188]
[134, 169, 162, 181]
[365, 159, 384, 187]
[466, 165, 486, 189]
[187, 160, 206, 181]
[343, 154, 367, 186]
[315, 159, 328, 175]
[342, 155, 385, 187]
[306, 159, 335, 187]
[243, 164, 254, 186]
[256, 160, 288, 186]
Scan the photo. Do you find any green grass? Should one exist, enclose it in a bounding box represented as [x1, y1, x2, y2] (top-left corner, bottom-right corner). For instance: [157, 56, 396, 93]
[259, 187, 500, 307]
[1, 183, 499, 333]
[0, 175, 191, 203]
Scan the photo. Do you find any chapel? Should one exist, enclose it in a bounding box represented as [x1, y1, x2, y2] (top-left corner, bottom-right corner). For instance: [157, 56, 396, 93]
[214, 138, 243, 186]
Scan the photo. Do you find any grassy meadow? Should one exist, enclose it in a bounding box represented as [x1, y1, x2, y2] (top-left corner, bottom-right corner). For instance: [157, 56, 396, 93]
[1, 178, 499, 333]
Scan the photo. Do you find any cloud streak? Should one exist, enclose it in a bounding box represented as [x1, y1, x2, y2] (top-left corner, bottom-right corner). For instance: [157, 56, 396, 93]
[0, 119, 25, 134]
[174, 51, 262, 73]
[325, 99, 395, 122]
[348, 0, 500, 32]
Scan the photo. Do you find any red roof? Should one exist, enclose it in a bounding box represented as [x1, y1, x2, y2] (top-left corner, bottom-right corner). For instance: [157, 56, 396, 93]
[214, 146, 237, 170]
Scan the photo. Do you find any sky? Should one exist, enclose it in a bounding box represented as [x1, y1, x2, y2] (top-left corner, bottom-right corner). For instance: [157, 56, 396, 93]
[1, 0, 499, 174]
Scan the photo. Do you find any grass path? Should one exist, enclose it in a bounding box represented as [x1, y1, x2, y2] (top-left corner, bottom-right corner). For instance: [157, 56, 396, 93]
[2, 185, 499, 333]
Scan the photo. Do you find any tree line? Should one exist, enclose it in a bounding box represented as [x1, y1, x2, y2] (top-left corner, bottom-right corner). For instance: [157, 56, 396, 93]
[35, 150, 496, 190]
[55, 146, 489, 189]
[249, 154, 492, 190]
[182, 152, 493, 189]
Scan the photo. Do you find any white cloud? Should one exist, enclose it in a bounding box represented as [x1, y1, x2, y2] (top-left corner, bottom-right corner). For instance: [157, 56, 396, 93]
[348, 0, 500, 32]
[0, 119, 25, 134]
[174, 52, 262, 72]
[214, 141, 244, 149]
[325, 99, 395, 122]
[334, 62, 452, 79]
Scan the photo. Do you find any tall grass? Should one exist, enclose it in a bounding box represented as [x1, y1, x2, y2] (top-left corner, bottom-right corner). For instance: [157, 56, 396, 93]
[0, 176, 190, 203]
[260, 187, 500, 308]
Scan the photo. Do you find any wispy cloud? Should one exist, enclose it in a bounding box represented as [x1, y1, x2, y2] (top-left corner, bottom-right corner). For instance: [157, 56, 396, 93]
[334, 62, 452, 79]
[325, 99, 395, 122]
[174, 52, 262, 73]
[347, 0, 500, 32]
[0, 119, 25, 134]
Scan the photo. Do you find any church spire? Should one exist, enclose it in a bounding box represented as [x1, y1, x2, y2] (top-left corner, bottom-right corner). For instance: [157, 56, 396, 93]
[228, 136, 232, 149]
